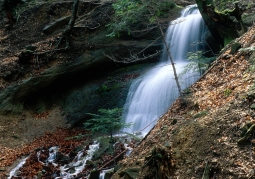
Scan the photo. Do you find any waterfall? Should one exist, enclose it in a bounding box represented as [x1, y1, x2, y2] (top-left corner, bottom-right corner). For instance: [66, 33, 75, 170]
[122, 5, 206, 136]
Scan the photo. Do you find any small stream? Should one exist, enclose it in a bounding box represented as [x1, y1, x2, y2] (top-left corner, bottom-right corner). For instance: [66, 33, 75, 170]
[8, 134, 137, 179]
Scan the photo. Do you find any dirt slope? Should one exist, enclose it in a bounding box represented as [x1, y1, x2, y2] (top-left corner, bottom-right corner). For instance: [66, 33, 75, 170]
[113, 26, 255, 179]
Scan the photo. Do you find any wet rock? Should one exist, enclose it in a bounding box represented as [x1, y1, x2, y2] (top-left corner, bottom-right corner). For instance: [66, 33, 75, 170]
[51, 173, 58, 178]
[89, 170, 100, 179]
[86, 160, 96, 168]
[104, 169, 114, 179]
[55, 152, 69, 164]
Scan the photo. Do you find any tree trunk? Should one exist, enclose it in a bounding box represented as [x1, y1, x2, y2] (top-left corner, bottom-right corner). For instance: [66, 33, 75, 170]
[58, 0, 79, 48]
[146, 1, 184, 102]
[155, 16, 184, 102]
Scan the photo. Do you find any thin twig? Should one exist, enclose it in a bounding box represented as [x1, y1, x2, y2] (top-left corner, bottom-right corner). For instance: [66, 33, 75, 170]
[97, 149, 128, 171]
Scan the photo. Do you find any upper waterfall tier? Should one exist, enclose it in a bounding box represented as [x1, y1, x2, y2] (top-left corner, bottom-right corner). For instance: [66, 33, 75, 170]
[122, 5, 206, 136]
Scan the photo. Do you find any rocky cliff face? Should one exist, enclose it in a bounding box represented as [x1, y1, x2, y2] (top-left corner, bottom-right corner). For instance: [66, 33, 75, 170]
[0, 0, 184, 126]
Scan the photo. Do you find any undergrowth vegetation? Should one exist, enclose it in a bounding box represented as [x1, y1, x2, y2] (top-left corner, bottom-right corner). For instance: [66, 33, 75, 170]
[107, 0, 176, 37]
[84, 108, 132, 140]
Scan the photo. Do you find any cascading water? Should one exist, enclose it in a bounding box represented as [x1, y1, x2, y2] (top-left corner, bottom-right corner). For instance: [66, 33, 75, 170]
[122, 5, 207, 136]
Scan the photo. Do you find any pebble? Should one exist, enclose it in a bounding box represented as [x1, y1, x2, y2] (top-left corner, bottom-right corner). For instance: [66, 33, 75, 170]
[249, 169, 254, 176]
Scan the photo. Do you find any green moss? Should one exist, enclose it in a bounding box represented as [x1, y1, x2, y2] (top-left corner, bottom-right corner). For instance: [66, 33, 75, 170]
[224, 35, 234, 46]
[97, 85, 110, 94]
[223, 88, 232, 96]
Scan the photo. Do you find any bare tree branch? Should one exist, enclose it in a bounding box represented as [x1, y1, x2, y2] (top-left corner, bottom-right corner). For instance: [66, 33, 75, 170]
[56, 0, 80, 49]
[104, 50, 162, 64]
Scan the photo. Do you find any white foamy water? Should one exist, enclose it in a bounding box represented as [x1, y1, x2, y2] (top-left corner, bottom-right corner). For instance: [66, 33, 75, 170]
[8, 157, 28, 179]
[56, 141, 99, 179]
[123, 5, 206, 135]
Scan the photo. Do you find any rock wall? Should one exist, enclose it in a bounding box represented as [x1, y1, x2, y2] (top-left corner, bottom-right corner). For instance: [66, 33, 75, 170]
[0, 0, 183, 125]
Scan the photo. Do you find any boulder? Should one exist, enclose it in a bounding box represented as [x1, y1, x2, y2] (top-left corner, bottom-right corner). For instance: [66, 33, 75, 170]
[119, 168, 140, 179]
[89, 170, 100, 179]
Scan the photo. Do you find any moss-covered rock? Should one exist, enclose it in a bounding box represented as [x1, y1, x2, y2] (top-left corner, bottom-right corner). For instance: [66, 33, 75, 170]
[119, 168, 140, 179]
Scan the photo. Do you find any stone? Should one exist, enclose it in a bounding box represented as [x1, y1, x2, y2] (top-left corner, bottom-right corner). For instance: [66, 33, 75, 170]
[104, 169, 114, 179]
[25, 45, 37, 52]
[249, 169, 254, 176]
[43, 16, 71, 35]
[230, 42, 241, 54]
[89, 170, 100, 179]
[119, 168, 140, 179]
[86, 160, 95, 167]
[164, 142, 171, 148]
[250, 103, 255, 109]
